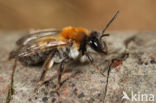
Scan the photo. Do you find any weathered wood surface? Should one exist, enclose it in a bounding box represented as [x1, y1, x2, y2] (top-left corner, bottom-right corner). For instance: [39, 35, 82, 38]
[0, 31, 155, 103]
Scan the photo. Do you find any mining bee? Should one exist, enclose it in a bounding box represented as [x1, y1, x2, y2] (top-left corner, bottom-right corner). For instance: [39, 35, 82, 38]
[9, 11, 119, 94]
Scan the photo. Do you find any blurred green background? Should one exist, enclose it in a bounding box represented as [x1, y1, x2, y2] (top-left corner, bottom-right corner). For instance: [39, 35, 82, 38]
[0, 0, 156, 31]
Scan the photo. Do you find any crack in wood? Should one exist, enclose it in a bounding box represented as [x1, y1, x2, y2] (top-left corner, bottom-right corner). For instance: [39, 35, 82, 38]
[6, 60, 17, 103]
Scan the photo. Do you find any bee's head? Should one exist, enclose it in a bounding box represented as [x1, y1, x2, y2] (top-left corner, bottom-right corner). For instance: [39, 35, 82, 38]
[88, 31, 109, 54]
[88, 10, 119, 54]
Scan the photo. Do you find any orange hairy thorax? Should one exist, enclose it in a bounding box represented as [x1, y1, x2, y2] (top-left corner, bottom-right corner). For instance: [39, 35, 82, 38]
[59, 26, 88, 43]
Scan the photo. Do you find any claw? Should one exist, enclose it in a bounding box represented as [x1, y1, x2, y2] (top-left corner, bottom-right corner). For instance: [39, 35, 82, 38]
[33, 81, 43, 93]
[56, 85, 60, 96]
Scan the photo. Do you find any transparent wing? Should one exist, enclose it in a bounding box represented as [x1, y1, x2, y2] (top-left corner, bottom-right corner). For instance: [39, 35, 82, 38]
[16, 29, 61, 46]
[17, 37, 69, 57]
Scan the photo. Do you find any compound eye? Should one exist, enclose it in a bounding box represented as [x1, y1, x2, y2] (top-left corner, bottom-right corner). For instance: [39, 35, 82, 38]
[88, 39, 97, 48]
[88, 37, 103, 53]
[88, 32, 108, 54]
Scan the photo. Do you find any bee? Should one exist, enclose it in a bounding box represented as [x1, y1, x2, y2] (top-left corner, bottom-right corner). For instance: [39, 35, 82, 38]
[9, 11, 119, 94]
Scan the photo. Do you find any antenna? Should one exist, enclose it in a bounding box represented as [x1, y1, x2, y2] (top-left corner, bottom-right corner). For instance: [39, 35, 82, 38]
[102, 10, 119, 34]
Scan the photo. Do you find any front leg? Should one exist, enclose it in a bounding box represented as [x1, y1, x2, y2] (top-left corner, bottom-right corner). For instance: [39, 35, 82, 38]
[85, 53, 105, 76]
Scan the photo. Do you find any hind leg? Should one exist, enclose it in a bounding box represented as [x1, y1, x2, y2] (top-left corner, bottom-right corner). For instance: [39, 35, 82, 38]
[35, 50, 57, 91]
[35, 53, 56, 92]
[39, 50, 57, 82]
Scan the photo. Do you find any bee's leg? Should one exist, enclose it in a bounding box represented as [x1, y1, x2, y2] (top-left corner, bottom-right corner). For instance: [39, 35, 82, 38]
[85, 53, 105, 76]
[34, 51, 57, 92]
[56, 58, 68, 95]
[103, 53, 129, 102]
[39, 50, 57, 83]
[103, 60, 113, 102]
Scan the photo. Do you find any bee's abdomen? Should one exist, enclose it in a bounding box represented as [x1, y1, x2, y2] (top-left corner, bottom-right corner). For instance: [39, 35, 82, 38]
[18, 50, 52, 66]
